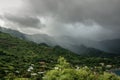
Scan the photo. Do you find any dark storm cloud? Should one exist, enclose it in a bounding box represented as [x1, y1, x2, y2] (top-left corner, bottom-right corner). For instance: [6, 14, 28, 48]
[27, 0, 120, 28]
[3, 14, 43, 28]
[0, 0, 120, 40]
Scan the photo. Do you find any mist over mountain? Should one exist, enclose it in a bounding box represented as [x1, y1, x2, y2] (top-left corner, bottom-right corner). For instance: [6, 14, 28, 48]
[0, 27, 120, 54]
[99, 39, 120, 53]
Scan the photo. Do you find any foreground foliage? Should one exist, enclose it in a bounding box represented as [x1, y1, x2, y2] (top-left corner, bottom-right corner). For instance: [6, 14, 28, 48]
[43, 57, 120, 80]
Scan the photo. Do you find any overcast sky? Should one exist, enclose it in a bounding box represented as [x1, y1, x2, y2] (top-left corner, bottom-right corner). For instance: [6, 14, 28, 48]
[0, 0, 120, 41]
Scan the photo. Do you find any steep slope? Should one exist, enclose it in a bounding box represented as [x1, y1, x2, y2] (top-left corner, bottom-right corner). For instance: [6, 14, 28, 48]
[0, 27, 56, 46]
[0, 31, 79, 60]
[0, 27, 107, 55]
[0, 27, 26, 39]
[0, 31, 80, 77]
[1, 27, 119, 55]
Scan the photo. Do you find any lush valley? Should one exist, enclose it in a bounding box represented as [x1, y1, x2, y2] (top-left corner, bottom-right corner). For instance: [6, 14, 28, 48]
[0, 31, 120, 80]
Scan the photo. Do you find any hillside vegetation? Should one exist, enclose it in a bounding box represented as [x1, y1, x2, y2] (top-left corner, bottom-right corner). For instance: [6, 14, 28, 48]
[0, 31, 120, 79]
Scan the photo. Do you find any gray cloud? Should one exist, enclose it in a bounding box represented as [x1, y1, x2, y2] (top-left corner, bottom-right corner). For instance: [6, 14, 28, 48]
[0, 0, 120, 40]
[27, 0, 120, 28]
[3, 14, 43, 28]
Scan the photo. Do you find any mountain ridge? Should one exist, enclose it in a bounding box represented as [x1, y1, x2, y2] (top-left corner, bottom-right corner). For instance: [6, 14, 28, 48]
[0, 26, 120, 54]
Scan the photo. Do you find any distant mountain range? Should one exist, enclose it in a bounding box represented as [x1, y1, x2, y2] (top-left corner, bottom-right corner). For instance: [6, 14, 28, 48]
[0, 26, 120, 54]
[99, 39, 120, 53]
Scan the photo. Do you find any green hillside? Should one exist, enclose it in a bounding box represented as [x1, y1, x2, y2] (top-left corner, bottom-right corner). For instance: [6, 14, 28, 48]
[0, 31, 120, 79]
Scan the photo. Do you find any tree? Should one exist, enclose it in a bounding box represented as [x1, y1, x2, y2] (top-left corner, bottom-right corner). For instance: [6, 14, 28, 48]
[56, 56, 71, 69]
